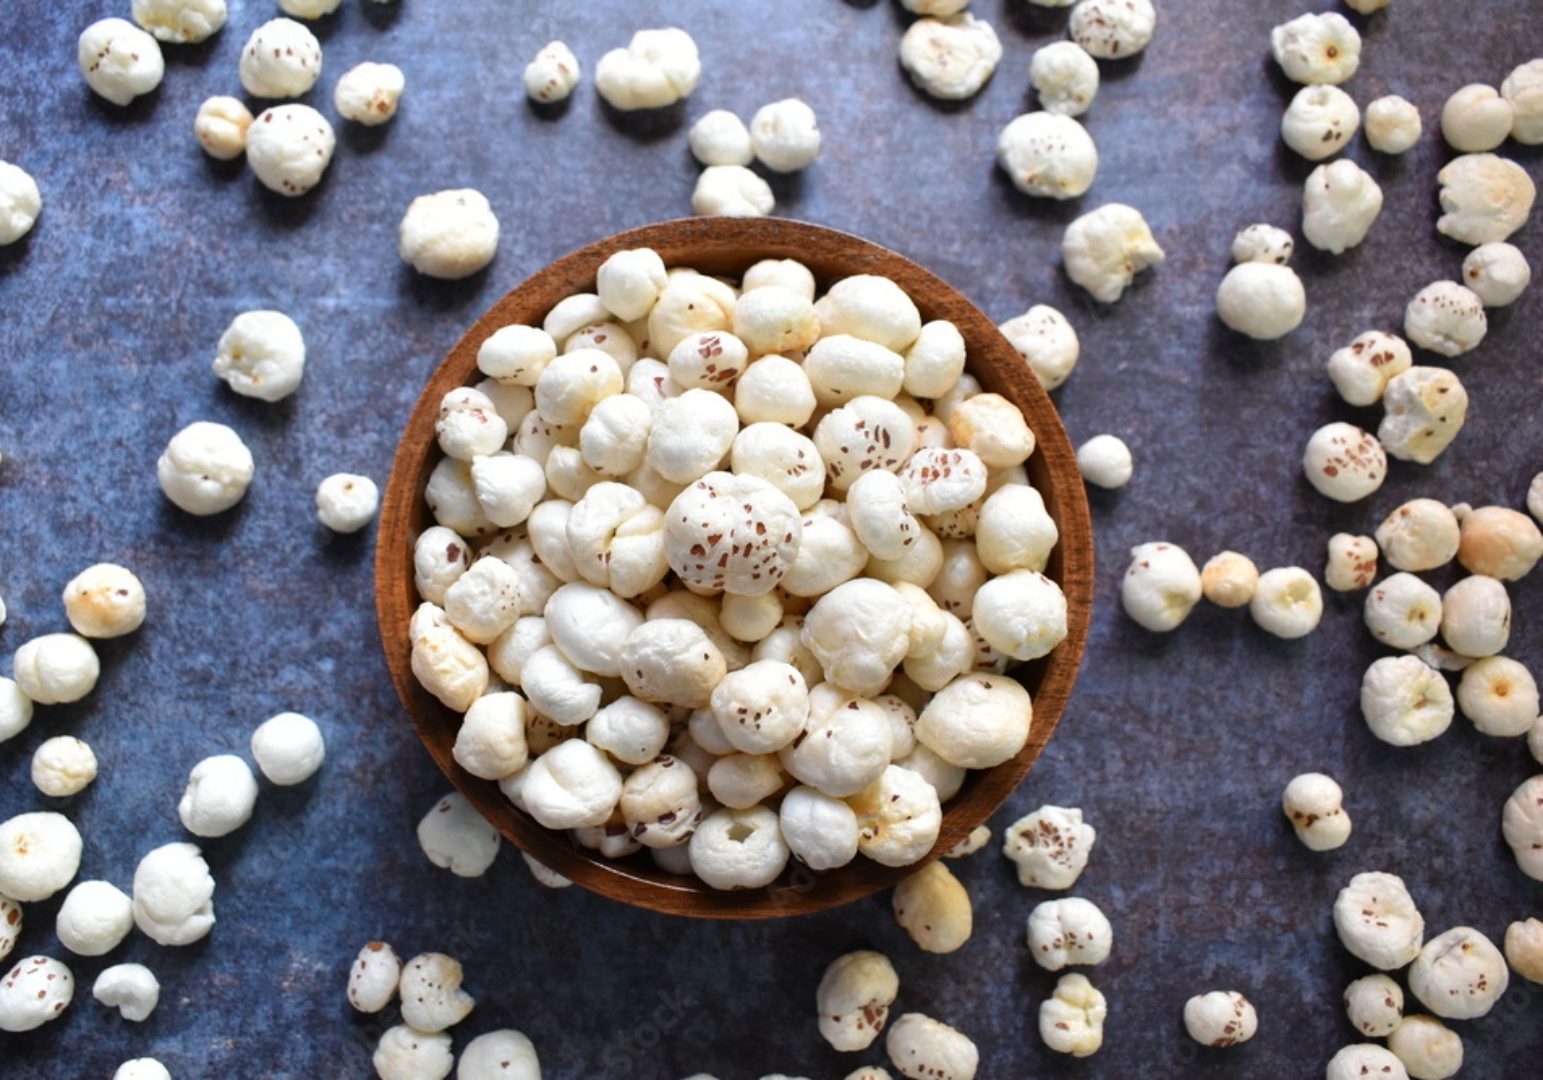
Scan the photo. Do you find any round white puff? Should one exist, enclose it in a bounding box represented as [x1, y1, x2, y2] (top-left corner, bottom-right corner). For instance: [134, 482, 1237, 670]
[1076, 435, 1132, 489]
[193, 95, 252, 160]
[178, 755, 258, 839]
[732, 423, 826, 511]
[689, 805, 788, 889]
[849, 764, 941, 867]
[1440, 574, 1511, 658]
[814, 396, 916, 493]
[1232, 224, 1294, 266]
[1120, 542, 1201, 632]
[916, 672, 1031, 769]
[594, 28, 700, 111]
[459, 1029, 542, 1080]
[1376, 499, 1459, 572]
[132, 842, 215, 946]
[335, 62, 405, 126]
[479, 325, 558, 386]
[132, 0, 227, 43]
[315, 473, 379, 533]
[884, 1012, 979, 1080]
[900, 14, 1003, 101]
[1503, 59, 1543, 144]
[246, 104, 335, 197]
[732, 287, 821, 358]
[690, 109, 754, 167]
[664, 472, 802, 596]
[587, 696, 670, 766]
[63, 563, 146, 639]
[1388, 1015, 1463, 1080]
[1504, 775, 1543, 881]
[971, 570, 1067, 661]
[31, 737, 97, 798]
[996, 112, 1098, 200]
[1070, 0, 1156, 58]
[238, 19, 321, 98]
[1061, 203, 1165, 303]
[452, 693, 528, 781]
[522, 740, 625, 830]
[399, 189, 500, 280]
[1201, 551, 1258, 608]
[93, 963, 160, 1023]
[1183, 991, 1257, 1048]
[1027, 897, 1113, 970]
[780, 785, 860, 870]
[1326, 330, 1412, 407]
[13, 634, 100, 706]
[1303, 159, 1384, 255]
[348, 942, 402, 1013]
[54, 880, 131, 959]
[1215, 262, 1306, 339]
[0, 955, 73, 1032]
[1408, 926, 1509, 1019]
[1361, 655, 1454, 746]
[1379, 367, 1468, 465]
[998, 304, 1080, 390]
[1270, 12, 1361, 85]
[158, 421, 254, 515]
[1436, 154, 1536, 246]
[1030, 41, 1098, 117]
[250, 712, 325, 785]
[750, 98, 821, 172]
[619, 619, 727, 708]
[524, 41, 581, 104]
[814, 275, 923, 354]
[903, 320, 966, 399]
[0, 161, 42, 245]
[411, 602, 490, 712]
[373, 1025, 453, 1080]
[1403, 281, 1487, 357]
[899, 448, 988, 517]
[1344, 973, 1404, 1038]
[646, 389, 739, 484]
[803, 580, 913, 696]
[1462, 242, 1531, 307]
[1281, 772, 1352, 851]
[1363, 573, 1442, 650]
[804, 335, 907, 407]
[415, 792, 500, 878]
[413, 526, 470, 606]
[692, 165, 774, 218]
[1281, 85, 1360, 161]
[734, 356, 817, 427]
[1334, 871, 1425, 971]
[1040, 973, 1106, 1058]
[816, 950, 899, 1052]
[1002, 805, 1095, 889]
[1302, 422, 1386, 503]
[1365, 95, 1423, 154]
[1326, 1046, 1409, 1080]
[535, 349, 623, 427]
[1458, 505, 1543, 581]
[710, 660, 810, 754]
[893, 861, 972, 954]
[596, 248, 668, 323]
[621, 755, 705, 841]
[778, 684, 893, 797]
[78, 19, 164, 107]
[1441, 84, 1513, 152]
[1249, 566, 1323, 639]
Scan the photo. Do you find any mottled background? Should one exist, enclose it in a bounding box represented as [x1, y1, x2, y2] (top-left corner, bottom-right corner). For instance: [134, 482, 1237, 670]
[2, 1, 1541, 1077]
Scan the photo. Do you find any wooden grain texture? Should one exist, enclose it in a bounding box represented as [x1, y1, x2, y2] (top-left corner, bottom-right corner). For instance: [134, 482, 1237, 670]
[376, 217, 1094, 918]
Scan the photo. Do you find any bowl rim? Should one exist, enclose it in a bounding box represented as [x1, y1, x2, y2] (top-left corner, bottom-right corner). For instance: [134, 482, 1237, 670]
[376, 216, 1093, 919]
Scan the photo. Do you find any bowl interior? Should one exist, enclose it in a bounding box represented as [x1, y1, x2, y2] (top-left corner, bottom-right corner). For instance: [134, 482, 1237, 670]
[376, 217, 1093, 918]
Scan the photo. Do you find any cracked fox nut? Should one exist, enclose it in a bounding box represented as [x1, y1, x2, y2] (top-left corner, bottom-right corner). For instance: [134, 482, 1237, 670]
[817, 950, 899, 1052]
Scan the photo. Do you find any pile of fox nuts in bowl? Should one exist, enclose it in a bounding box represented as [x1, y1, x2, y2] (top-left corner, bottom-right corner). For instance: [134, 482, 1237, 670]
[377, 217, 1092, 917]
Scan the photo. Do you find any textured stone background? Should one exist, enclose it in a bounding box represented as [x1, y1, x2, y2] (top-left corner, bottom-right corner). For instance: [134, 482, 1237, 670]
[2, 1, 1541, 1076]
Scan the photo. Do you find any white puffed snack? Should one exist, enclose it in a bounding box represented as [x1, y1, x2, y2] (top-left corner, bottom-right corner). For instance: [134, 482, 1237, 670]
[53, 880, 131, 957]
[1388, 1015, 1463, 1080]
[1436, 154, 1536, 245]
[1030, 41, 1099, 117]
[814, 274, 922, 353]
[1040, 973, 1106, 1057]
[916, 672, 1031, 769]
[1201, 551, 1258, 607]
[132, 842, 215, 946]
[315, 473, 379, 534]
[710, 659, 809, 755]
[779, 684, 893, 796]
[663, 471, 802, 596]
[132, 0, 226, 43]
[0, 161, 42, 245]
[595, 28, 700, 111]
[1183, 990, 1258, 1047]
[1327, 330, 1412, 408]
[246, 103, 335, 198]
[1074, 434, 1132, 489]
[1505, 918, 1543, 982]
[971, 569, 1066, 661]
[524, 40, 580, 104]
[0, 894, 18, 962]
[93, 963, 160, 1023]
[238, 18, 321, 98]
[1503, 59, 1543, 143]
[460, 1029, 542, 1080]
[1121, 541, 1201, 632]
[733, 287, 821, 358]
[414, 528, 470, 606]
[398, 951, 475, 1034]
[349, 941, 402, 1013]
[689, 804, 788, 889]
[1365, 95, 1422, 155]
[1334, 870, 1425, 970]
[802, 579, 912, 696]
[849, 765, 942, 867]
[886, 1012, 978, 1080]
[1361, 655, 1454, 746]
[78, 18, 164, 106]
[157, 421, 254, 515]
[1457, 504, 1543, 581]
[734, 355, 817, 427]
[418, 790, 501, 877]
[31, 737, 98, 798]
[1069, 0, 1156, 59]
[335, 61, 405, 126]
[893, 861, 972, 954]
[178, 754, 259, 838]
[1062, 203, 1165, 303]
[1408, 926, 1508, 1019]
[522, 739, 624, 831]
[479, 325, 558, 387]
[1282, 772, 1351, 851]
[749, 98, 821, 173]
[13, 633, 99, 705]
[0, 813, 81, 905]
[1327, 534, 1378, 593]
[817, 950, 900, 1052]
[1271, 12, 1360, 85]
[194, 95, 252, 160]
[1302, 423, 1386, 503]
[1377, 499, 1460, 573]
[596, 248, 668, 324]
[1379, 367, 1468, 465]
[374, 1025, 453, 1080]
[1027, 897, 1113, 970]
[647, 389, 739, 484]
[1441, 84, 1513, 153]
[780, 785, 860, 871]
[899, 15, 1003, 101]
[0, 955, 73, 1032]
[1232, 224, 1294, 266]
[998, 304, 1080, 391]
[1461, 242, 1531, 307]
[689, 110, 754, 167]
[248, 709, 324, 783]
[1215, 262, 1306, 339]
[948, 394, 1034, 469]
[1502, 774, 1543, 881]
[278, 0, 341, 17]
[213, 309, 306, 402]
[400, 189, 500, 279]
[1003, 805, 1095, 889]
[62, 562, 145, 639]
[996, 112, 1098, 200]
[1282, 85, 1361, 161]
[1363, 573, 1442, 650]
[1303, 159, 1383, 254]
[1327, 1045, 1410, 1080]
[1345, 974, 1404, 1038]
[1403, 281, 1486, 357]
[1440, 574, 1510, 658]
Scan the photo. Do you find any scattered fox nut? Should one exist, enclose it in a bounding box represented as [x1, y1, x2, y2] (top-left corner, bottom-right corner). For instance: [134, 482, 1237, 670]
[1502, 775, 1543, 881]
[524, 41, 581, 104]
[13, 633, 101, 704]
[1361, 655, 1454, 746]
[0, 955, 74, 1032]
[595, 28, 701, 111]
[1027, 897, 1113, 971]
[1462, 242, 1531, 307]
[1183, 990, 1258, 1047]
[1441, 84, 1513, 153]
[400, 189, 500, 280]
[131, 842, 215, 946]
[417, 791, 500, 877]
[459, 1030, 541, 1080]
[1201, 551, 1259, 607]
[178, 755, 259, 838]
[158, 421, 254, 515]
[1303, 422, 1386, 503]
[1039, 972, 1106, 1057]
[1327, 331, 1412, 408]
[900, 15, 1003, 101]
[1282, 773, 1352, 851]
[1344, 974, 1404, 1038]
[32, 737, 99, 798]
[93, 963, 159, 1022]
[1281, 85, 1360, 162]
[349, 941, 403, 1013]
[316, 473, 380, 533]
[63, 562, 147, 638]
[1215, 262, 1306, 340]
[816, 950, 900, 1052]
[1366, 95, 1423, 155]
[0, 161, 42, 245]
[0, 812, 83, 902]
[1334, 871, 1425, 970]
[399, 952, 475, 1034]
[1403, 282, 1486, 358]
[1069, 0, 1156, 59]
[1271, 12, 1361, 85]
[1436, 154, 1536, 245]
[1062, 203, 1165, 303]
[886, 1013, 978, 1080]
[132, 0, 227, 44]
[893, 861, 972, 954]
[1121, 541, 1201, 632]
[78, 18, 164, 106]
[996, 112, 1098, 200]
[1030, 41, 1099, 117]
[1408, 926, 1509, 1020]
[1327, 1045, 1410, 1080]
[1388, 1015, 1463, 1080]
[1302, 159, 1383, 255]
[335, 62, 405, 126]
[238, 18, 322, 98]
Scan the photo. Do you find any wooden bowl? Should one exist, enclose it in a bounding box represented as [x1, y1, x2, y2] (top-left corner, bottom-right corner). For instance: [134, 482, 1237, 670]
[376, 217, 1093, 918]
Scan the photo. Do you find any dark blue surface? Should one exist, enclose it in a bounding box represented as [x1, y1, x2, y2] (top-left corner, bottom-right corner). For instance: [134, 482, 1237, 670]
[1, 1, 1541, 1076]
